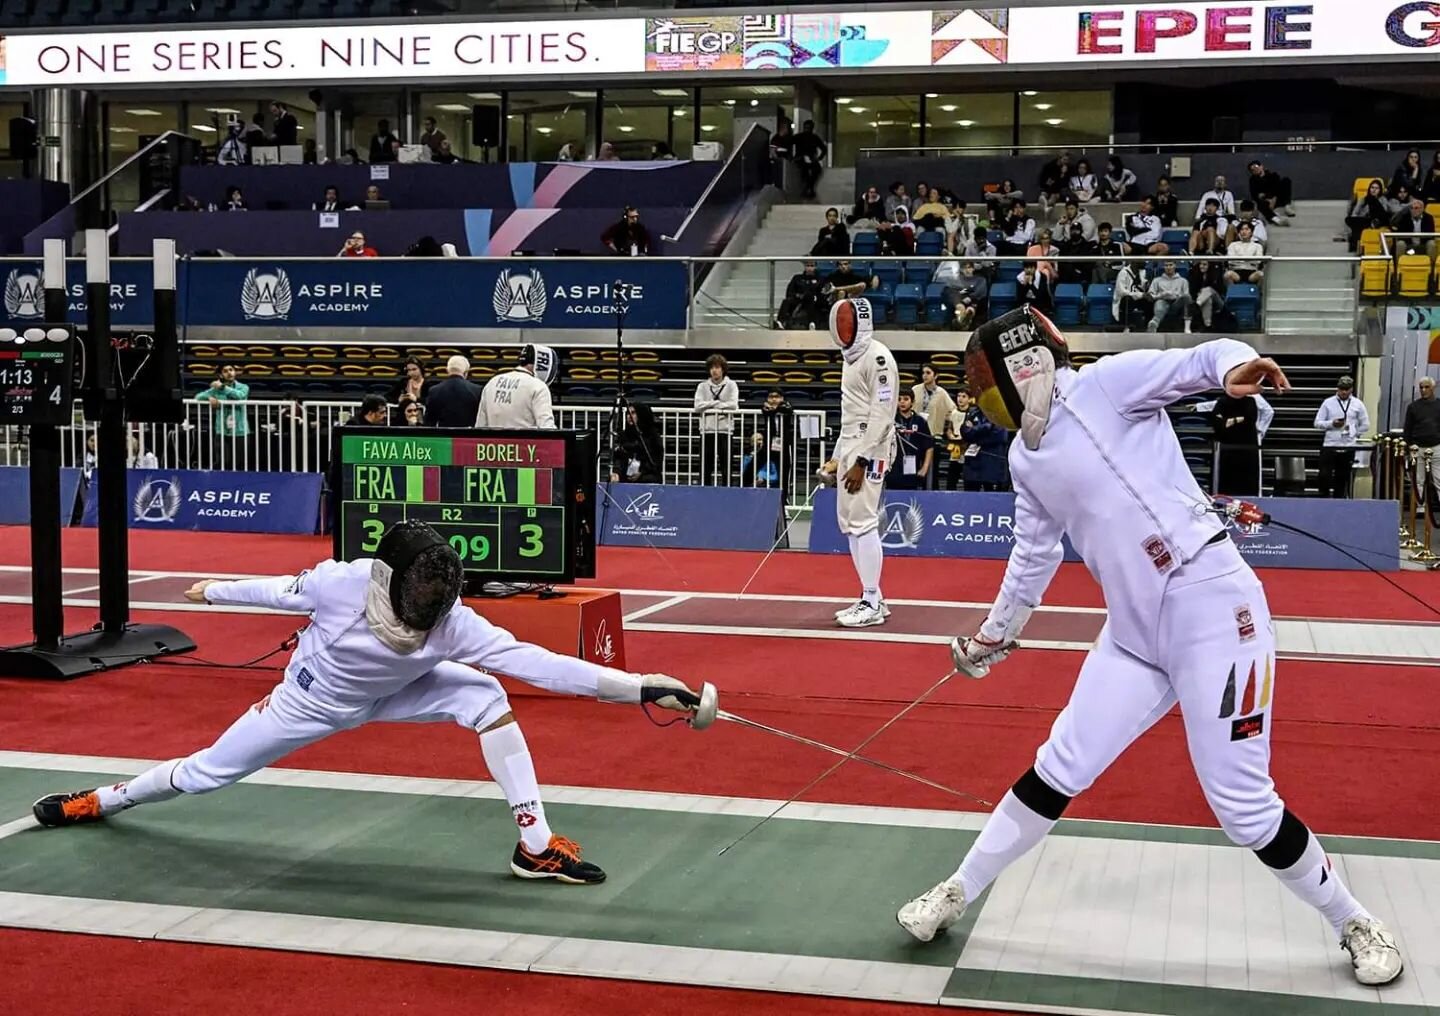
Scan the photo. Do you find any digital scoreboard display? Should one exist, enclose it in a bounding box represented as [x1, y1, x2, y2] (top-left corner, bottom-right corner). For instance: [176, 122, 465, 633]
[0, 325, 75, 425]
[332, 427, 597, 585]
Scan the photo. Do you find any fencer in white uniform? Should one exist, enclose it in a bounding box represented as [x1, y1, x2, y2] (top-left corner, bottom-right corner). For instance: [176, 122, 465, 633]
[897, 307, 1404, 986]
[477, 343, 557, 429]
[32, 521, 716, 885]
[828, 298, 898, 628]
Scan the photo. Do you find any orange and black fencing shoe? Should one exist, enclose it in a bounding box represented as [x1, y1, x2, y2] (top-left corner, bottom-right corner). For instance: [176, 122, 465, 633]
[510, 835, 607, 885]
[32, 790, 105, 828]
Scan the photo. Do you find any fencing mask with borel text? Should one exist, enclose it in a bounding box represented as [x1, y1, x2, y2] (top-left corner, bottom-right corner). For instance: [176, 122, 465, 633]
[965, 305, 1069, 451]
[829, 297, 874, 364]
[370, 520, 464, 636]
[522, 343, 558, 387]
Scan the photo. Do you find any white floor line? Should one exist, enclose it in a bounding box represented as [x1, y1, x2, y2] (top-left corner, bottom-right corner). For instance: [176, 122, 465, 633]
[621, 593, 690, 622]
[0, 815, 37, 841]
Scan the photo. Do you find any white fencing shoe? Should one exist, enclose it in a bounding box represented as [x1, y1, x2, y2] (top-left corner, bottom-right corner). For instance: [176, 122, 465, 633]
[833, 599, 891, 620]
[897, 880, 968, 942]
[1341, 918, 1404, 986]
[836, 601, 886, 628]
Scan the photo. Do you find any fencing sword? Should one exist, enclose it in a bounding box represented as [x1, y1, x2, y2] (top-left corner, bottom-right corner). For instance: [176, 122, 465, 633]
[735, 482, 824, 600]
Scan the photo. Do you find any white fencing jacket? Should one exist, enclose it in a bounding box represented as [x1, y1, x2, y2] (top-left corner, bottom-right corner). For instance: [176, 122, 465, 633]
[980, 340, 1258, 664]
[477, 369, 555, 429]
[835, 338, 898, 468]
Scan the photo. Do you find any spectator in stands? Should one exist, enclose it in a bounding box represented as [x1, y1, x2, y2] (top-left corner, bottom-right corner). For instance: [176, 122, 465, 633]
[270, 101, 298, 146]
[793, 120, 827, 200]
[885, 206, 916, 256]
[1390, 149, 1424, 200]
[1427, 152, 1440, 202]
[1068, 158, 1099, 204]
[651, 141, 677, 161]
[435, 139, 460, 164]
[1057, 221, 1095, 285]
[1016, 262, 1053, 313]
[745, 389, 794, 490]
[848, 185, 885, 228]
[1313, 374, 1369, 498]
[610, 401, 664, 484]
[941, 395, 967, 490]
[1189, 197, 1229, 255]
[812, 207, 850, 257]
[770, 121, 794, 164]
[340, 148, 365, 165]
[399, 396, 425, 427]
[913, 186, 948, 231]
[1403, 376, 1440, 522]
[1125, 196, 1170, 255]
[1224, 221, 1266, 287]
[1384, 182, 1414, 218]
[1346, 179, 1391, 251]
[775, 261, 828, 330]
[1246, 160, 1294, 225]
[948, 261, 989, 330]
[601, 206, 651, 256]
[889, 392, 932, 490]
[1392, 196, 1438, 257]
[1091, 221, 1129, 283]
[388, 356, 434, 405]
[825, 259, 873, 301]
[986, 178, 1023, 220]
[1037, 152, 1072, 212]
[695, 354, 739, 485]
[1101, 156, 1137, 202]
[884, 182, 910, 222]
[943, 197, 973, 255]
[368, 119, 400, 163]
[960, 393, 1008, 491]
[1197, 175, 1237, 218]
[346, 394, 389, 427]
[963, 227, 998, 269]
[338, 231, 378, 257]
[243, 113, 267, 156]
[1026, 228, 1061, 285]
[1233, 199, 1269, 246]
[910, 181, 930, 215]
[913, 363, 956, 484]
[597, 142, 621, 161]
[999, 198, 1036, 255]
[420, 117, 447, 159]
[364, 184, 385, 205]
[425, 356, 483, 427]
[1113, 261, 1147, 329]
[313, 185, 345, 213]
[1146, 260, 1192, 333]
[223, 185, 247, 211]
[1190, 259, 1227, 331]
[1152, 176, 1180, 226]
[1057, 198, 1097, 242]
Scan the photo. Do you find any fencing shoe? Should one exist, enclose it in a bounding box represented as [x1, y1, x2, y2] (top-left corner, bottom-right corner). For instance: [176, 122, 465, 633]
[1341, 918, 1404, 986]
[511, 834, 607, 885]
[32, 790, 105, 828]
[897, 880, 968, 942]
[837, 601, 886, 628]
[833, 599, 891, 620]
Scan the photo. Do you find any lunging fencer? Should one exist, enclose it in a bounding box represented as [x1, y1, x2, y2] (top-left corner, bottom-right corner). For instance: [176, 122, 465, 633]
[897, 307, 1404, 986]
[33, 521, 717, 885]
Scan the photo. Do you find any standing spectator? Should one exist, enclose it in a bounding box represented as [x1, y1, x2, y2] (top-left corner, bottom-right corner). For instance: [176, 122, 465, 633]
[338, 231, 378, 257]
[793, 120, 827, 201]
[1313, 374, 1370, 498]
[985, 178, 1024, 221]
[1125, 196, 1170, 255]
[419, 117, 447, 159]
[812, 207, 850, 257]
[1392, 196, 1438, 257]
[650, 142, 676, 161]
[941, 394, 969, 490]
[1057, 197, 1097, 242]
[913, 363, 956, 487]
[1068, 158, 1099, 204]
[1390, 149, 1424, 200]
[1424, 153, 1440, 202]
[610, 402, 664, 483]
[745, 389, 794, 490]
[1404, 376, 1440, 522]
[848, 185, 885, 228]
[1345, 179, 1389, 251]
[270, 101, 298, 146]
[999, 198, 1036, 255]
[387, 356, 434, 405]
[1197, 175, 1237, 218]
[959, 395, 1008, 491]
[948, 261, 989, 329]
[1037, 152, 1072, 212]
[1224, 221, 1266, 286]
[1112, 260, 1147, 328]
[1100, 156, 1137, 202]
[424, 356, 483, 427]
[694, 354, 739, 484]
[888, 392, 932, 490]
[1247, 160, 1294, 225]
[1202, 393, 1263, 496]
[1145, 260, 1192, 333]
[195, 364, 250, 467]
[369, 119, 401, 163]
[1026, 228, 1061, 286]
[1091, 221, 1128, 283]
[223, 185, 247, 211]
[1153, 175, 1181, 227]
[769, 120, 794, 162]
[775, 260, 828, 330]
[243, 112, 268, 156]
[1189, 258, 1227, 331]
[601, 207, 651, 256]
[1189, 197, 1229, 255]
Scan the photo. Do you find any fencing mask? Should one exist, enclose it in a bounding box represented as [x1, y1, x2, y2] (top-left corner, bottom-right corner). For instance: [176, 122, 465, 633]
[522, 343, 558, 387]
[829, 297, 874, 364]
[965, 305, 1069, 451]
[369, 521, 464, 639]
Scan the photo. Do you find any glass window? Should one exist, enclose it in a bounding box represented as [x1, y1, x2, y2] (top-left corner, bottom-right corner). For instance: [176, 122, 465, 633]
[698, 84, 793, 158]
[925, 92, 1016, 154]
[832, 94, 921, 166]
[1018, 90, 1112, 150]
[0, 101, 26, 180]
[510, 90, 594, 162]
[346, 91, 402, 162]
[602, 88, 692, 160]
[417, 91, 500, 162]
[105, 100, 181, 208]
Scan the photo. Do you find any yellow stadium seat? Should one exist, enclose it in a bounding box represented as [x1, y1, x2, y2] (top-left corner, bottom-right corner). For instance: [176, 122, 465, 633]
[1360, 259, 1392, 297]
[1429, 203, 1440, 223]
[1359, 228, 1390, 258]
[472, 365, 496, 380]
[822, 370, 843, 384]
[305, 364, 336, 377]
[371, 347, 400, 360]
[751, 370, 782, 384]
[1397, 254, 1432, 297]
[630, 369, 662, 382]
[803, 352, 832, 365]
[770, 351, 799, 365]
[276, 363, 307, 376]
[368, 365, 399, 377]
[598, 368, 619, 381]
[930, 352, 961, 366]
[900, 372, 917, 386]
[1353, 176, 1382, 204]
[243, 363, 273, 376]
[339, 364, 370, 377]
[783, 370, 815, 384]
[191, 346, 217, 359]
[280, 346, 308, 359]
[631, 350, 660, 363]
[569, 367, 598, 381]
[342, 346, 370, 360]
[218, 345, 245, 359]
[571, 349, 597, 362]
[937, 372, 961, 386]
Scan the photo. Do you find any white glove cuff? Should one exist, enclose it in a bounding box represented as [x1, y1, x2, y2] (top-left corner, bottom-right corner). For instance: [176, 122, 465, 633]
[980, 601, 1035, 644]
[596, 670, 643, 704]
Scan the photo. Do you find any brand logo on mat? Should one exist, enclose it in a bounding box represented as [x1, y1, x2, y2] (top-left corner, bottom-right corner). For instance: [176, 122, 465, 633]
[880, 499, 926, 549]
[3, 270, 43, 319]
[133, 477, 183, 522]
[240, 267, 293, 320]
[593, 618, 617, 664]
[493, 268, 547, 323]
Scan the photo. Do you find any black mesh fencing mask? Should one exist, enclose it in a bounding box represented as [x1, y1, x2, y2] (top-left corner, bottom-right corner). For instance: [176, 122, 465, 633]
[373, 520, 463, 630]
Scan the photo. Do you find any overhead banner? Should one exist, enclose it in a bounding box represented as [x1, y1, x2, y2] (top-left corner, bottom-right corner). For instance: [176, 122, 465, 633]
[82, 469, 323, 534]
[0, 258, 690, 331]
[597, 483, 784, 551]
[0, 466, 83, 525]
[5, 3, 1437, 85]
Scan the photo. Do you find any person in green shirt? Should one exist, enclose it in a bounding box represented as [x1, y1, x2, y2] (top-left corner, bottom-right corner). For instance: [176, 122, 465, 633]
[195, 364, 250, 438]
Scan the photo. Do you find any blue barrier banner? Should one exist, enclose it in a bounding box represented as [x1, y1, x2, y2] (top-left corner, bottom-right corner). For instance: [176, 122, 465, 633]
[1224, 497, 1399, 571]
[0, 466, 82, 525]
[598, 483, 783, 551]
[82, 469, 322, 534]
[0, 261, 155, 328]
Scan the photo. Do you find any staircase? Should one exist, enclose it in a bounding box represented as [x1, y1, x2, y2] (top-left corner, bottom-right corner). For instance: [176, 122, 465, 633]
[1261, 199, 1357, 336]
[694, 168, 855, 328]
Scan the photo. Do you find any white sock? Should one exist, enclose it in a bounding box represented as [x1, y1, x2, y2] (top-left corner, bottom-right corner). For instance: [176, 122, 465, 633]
[848, 531, 884, 606]
[113, 760, 185, 811]
[479, 722, 552, 854]
[950, 790, 1058, 902]
[1271, 831, 1369, 937]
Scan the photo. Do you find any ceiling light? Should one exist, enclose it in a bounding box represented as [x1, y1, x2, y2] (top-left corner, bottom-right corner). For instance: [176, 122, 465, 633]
[435, 103, 471, 112]
[617, 125, 635, 133]
[878, 119, 896, 126]
[957, 119, 976, 127]
[701, 125, 717, 132]
[925, 92, 939, 98]
[1034, 103, 1053, 110]
[1045, 118, 1065, 126]
[940, 104, 957, 112]
[536, 126, 553, 134]
[836, 97, 852, 104]
[108, 126, 137, 133]
[673, 108, 687, 117]
[653, 88, 689, 97]
[748, 85, 787, 95]
[723, 99, 736, 106]
[849, 106, 868, 113]
[569, 90, 597, 98]
[189, 123, 216, 133]
[868, 121, 879, 128]
[204, 107, 241, 115]
[911, 122, 921, 128]
[1021, 90, 1038, 97]
[749, 99, 759, 106]
[124, 108, 163, 116]
[467, 92, 501, 100]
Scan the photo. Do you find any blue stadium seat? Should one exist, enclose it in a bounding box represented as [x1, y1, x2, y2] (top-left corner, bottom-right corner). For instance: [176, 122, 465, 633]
[1053, 283, 1085, 326]
[1227, 284, 1261, 329]
[924, 283, 951, 326]
[989, 282, 1018, 318]
[873, 262, 903, 289]
[996, 260, 1023, 282]
[866, 282, 895, 320]
[915, 231, 945, 255]
[904, 260, 934, 287]
[893, 283, 924, 325]
[817, 261, 838, 277]
[1162, 229, 1190, 253]
[1085, 283, 1115, 326]
[1112, 229, 1129, 244]
[851, 232, 880, 256]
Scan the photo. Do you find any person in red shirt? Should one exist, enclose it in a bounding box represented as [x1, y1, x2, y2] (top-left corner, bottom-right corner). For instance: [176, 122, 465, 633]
[339, 231, 378, 257]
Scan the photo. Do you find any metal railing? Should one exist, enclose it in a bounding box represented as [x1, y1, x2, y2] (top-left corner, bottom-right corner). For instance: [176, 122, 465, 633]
[859, 139, 1440, 158]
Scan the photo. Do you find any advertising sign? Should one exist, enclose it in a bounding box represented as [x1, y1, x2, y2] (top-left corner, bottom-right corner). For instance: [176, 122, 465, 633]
[598, 483, 784, 551]
[0, 466, 82, 525]
[82, 469, 323, 534]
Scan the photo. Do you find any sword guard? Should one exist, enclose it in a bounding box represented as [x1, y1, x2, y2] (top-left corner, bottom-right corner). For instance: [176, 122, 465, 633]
[688, 682, 718, 731]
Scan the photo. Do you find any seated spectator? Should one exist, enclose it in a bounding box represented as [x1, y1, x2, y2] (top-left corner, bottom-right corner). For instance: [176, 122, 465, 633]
[398, 395, 425, 427]
[1154, 175, 1181, 227]
[338, 231, 378, 257]
[1384, 183, 1414, 217]
[1037, 152, 1072, 212]
[948, 261, 989, 330]
[1233, 199, 1269, 245]
[420, 117, 447, 158]
[1392, 196, 1438, 257]
[223, 185, 247, 211]
[812, 207, 850, 257]
[1346, 179, 1391, 251]
[652, 141, 677, 161]
[369, 119, 401, 164]
[347, 393, 390, 427]
[313, 185, 347, 212]
[913, 186, 949, 231]
[1015, 262, 1053, 313]
[596, 142, 621, 161]
[943, 197, 972, 254]
[963, 226, 998, 263]
[884, 206, 916, 256]
[775, 260, 828, 330]
[1101, 156, 1137, 202]
[1113, 261, 1148, 328]
[1056, 198, 1097, 242]
[1091, 221, 1130, 283]
[339, 147, 365, 165]
[1426, 152, 1440, 202]
[1247, 159, 1294, 225]
[999, 198, 1036, 255]
[1190, 259, 1227, 331]
[1189, 197, 1230, 255]
[825, 259, 875, 301]
[884, 182, 910, 221]
[601, 206, 651, 256]
[610, 401, 664, 483]
[433, 139, 459, 164]
[985, 178, 1023, 220]
[1125, 196, 1170, 255]
[1224, 221, 1266, 286]
[1026, 228, 1061, 285]
[1068, 158, 1099, 204]
[365, 184, 388, 206]
[1390, 149, 1424, 200]
[1058, 221, 1097, 284]
[848, 185, 886, 227]
[1146, 260, 1192, 333]
[1197, 175, 1237, 219]
[910, 180, 930, 215]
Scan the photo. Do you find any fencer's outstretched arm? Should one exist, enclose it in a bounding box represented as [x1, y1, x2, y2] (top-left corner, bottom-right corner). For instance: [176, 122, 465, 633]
[978, 480, 1065, 644]
[1091, 339, 1265, 418]
[191, 562, 344, 611]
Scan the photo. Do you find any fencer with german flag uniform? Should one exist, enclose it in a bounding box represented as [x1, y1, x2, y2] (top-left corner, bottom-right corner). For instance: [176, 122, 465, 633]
[829, 297, 898, 628]
[897, 307, 1403, 986]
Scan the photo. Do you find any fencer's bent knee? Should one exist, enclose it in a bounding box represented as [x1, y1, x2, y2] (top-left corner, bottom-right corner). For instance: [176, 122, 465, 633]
[1205, 783, 1284, 849]
[1013, 766, 1072, 820]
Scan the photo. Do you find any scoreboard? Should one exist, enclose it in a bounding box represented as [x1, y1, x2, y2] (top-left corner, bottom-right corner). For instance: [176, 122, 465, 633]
[332, 427, 597, 585]
[0, 325, 75, 425]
